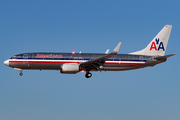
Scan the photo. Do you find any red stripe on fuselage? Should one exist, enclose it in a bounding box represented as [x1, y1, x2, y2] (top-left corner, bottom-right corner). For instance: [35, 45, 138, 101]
[9, 60, 145, 65]
[9, 60, 82, 64]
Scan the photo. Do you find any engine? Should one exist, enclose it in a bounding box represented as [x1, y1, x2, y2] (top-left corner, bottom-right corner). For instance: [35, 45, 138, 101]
[61, 63, 80, 74]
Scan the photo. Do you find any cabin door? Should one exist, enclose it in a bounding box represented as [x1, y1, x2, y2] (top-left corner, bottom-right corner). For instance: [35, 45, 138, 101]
[23, 54, 28, 64]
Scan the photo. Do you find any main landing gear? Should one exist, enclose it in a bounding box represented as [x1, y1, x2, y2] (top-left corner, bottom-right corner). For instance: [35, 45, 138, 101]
[85, 71, 92, 78]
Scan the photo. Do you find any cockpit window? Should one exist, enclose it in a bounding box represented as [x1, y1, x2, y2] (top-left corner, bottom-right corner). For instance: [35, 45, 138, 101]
[11, 56, 17, 59]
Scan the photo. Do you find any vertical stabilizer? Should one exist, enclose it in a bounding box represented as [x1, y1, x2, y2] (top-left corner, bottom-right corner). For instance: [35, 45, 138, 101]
[130, 25, 172, 56]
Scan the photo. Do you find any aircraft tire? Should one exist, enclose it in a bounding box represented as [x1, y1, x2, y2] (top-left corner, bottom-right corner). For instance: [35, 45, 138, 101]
[85, 72, 92, 78]
[19, 73, 23, 76]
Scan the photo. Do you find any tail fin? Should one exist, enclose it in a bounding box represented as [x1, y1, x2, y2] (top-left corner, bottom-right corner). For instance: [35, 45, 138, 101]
[130, 25, 172, 56]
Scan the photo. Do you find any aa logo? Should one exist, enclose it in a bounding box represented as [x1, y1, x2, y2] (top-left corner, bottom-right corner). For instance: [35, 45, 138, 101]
[150, 38, 165, 51]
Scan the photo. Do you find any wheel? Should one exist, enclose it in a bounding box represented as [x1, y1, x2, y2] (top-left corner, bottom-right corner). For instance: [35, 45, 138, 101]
[85, 72, 92, 78]
[19, 73, 23, 76]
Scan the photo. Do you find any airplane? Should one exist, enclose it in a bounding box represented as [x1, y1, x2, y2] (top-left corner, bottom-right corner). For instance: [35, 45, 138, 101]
[4, 25, 175, 78]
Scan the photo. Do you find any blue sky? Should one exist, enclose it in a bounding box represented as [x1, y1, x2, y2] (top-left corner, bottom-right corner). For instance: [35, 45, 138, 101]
[0, 0, 180, 120]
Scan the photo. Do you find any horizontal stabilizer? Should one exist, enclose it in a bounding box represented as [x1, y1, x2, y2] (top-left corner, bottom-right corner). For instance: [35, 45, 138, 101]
[154, 54, 175, 60]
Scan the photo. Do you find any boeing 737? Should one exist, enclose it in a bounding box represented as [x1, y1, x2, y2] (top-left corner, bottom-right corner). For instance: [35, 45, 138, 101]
[4, 25, 175, 78]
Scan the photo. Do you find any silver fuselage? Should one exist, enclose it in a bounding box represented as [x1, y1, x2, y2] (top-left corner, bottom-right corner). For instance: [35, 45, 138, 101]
[4, 53, 164, 72]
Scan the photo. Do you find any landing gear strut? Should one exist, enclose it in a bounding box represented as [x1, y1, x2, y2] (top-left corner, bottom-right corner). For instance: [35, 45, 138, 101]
[14, 68, 23, 76]
[85, 71, 92, 78]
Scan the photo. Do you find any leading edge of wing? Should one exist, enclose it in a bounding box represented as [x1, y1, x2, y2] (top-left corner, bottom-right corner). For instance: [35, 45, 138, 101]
[80, 42, 121, 67]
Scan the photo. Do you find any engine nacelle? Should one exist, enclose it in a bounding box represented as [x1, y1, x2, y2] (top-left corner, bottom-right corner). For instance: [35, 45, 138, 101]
[61, 63, 80, 74]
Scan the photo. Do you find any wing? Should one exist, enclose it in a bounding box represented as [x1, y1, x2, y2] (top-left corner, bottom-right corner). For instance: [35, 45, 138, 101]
[80, 42, 121, 70]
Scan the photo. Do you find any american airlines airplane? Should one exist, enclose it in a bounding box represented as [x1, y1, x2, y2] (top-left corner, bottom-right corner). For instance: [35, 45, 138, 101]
[4, 25, 175, 78]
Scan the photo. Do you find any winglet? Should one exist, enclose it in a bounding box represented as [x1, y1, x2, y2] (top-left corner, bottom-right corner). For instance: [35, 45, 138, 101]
[105, 49, 109, 54]
[113, 42, 121, 53]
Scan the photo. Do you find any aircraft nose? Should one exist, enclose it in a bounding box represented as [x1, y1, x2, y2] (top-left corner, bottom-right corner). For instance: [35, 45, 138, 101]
[4, 60, 9, 66]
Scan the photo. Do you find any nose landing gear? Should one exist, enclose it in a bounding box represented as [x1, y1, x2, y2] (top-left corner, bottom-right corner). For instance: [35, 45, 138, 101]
[14, 68, 23, 76]
[85, 71, 92, 78]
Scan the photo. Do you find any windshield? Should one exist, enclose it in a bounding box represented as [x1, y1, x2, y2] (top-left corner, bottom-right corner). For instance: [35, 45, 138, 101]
[10, 56, 17, 59]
